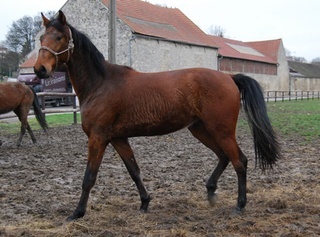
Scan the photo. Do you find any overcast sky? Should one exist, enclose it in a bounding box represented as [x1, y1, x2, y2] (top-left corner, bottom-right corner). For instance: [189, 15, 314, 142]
[0, 0, 319, 62]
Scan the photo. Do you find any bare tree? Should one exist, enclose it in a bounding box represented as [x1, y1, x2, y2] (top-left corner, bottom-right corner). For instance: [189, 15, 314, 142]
[286, 48, 307, 63]
[6, 16, 35, 57]
[311, 57, 320, 65]
[5, 11, 55, 59]
[289, 56, 307, 63]
[207, 25, 226, 37]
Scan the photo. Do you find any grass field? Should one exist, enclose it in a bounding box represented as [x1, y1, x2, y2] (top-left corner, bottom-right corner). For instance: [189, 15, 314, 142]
[267, 99, 320, 141]
[1, 99, 319, 141]
[0, 113, 82, 134]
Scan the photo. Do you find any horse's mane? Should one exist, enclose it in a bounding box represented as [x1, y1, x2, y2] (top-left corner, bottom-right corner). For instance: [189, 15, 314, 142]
[47, 19, 107, 78]
[69, 24, 107, 78]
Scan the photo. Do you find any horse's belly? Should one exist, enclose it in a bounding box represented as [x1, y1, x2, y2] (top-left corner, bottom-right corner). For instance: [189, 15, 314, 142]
[112, 114, 195, 137]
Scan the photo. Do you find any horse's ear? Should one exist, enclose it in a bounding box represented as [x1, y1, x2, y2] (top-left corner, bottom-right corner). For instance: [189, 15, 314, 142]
[41, 12, 50, 27]
[58, 10, 67, 26]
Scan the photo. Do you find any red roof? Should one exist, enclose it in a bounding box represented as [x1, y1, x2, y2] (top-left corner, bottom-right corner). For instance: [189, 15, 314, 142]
[246, 39, 282, 62]
[208, 35, 278, 64]
[20, 51, 37, 68]
[102, 0, 217, 48]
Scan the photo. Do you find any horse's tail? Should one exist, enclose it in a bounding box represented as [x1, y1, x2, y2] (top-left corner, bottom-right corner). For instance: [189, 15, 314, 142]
[30, 87, 48, 132]
[232, 74, 280, 170]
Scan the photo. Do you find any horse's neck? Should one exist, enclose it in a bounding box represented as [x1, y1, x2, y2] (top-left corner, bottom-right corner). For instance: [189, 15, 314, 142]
[66, 59, 115, 104]
[65, 61, 98, 103]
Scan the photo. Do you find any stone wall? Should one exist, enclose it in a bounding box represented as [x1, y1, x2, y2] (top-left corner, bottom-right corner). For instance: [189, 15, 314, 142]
[290, 77, 320, 91]
[130, 36, 218, 72]
[55, 0, 218, 72]
[219, 40, 290, 91]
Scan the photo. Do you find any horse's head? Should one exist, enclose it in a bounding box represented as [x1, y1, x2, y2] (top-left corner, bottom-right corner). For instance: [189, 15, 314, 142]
[34, 11, 74, 78]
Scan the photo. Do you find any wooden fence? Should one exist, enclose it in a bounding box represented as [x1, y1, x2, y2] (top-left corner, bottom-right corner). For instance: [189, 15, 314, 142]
[1, 91, 319, 123]
[0, 92, 80, 124]
[37, 92, 79, 124]
[265, 91, 320, 102]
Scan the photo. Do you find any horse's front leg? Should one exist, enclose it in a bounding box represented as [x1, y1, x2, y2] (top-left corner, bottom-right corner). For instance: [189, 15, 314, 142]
[67, 136, 108, 221]
[111, 138, 151, 212]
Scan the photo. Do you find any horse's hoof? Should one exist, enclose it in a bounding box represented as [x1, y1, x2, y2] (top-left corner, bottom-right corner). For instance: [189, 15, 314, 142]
[233, 206, 244, 215]
[208, 193, 218, 206]
[66, 215, 78, 222]
[139, 196, 151, 213]
[139, 203, 149, 213]
[66, 211, 85, 221]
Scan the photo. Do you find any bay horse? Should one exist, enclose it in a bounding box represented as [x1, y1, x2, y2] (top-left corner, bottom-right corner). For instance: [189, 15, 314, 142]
[0, 82, 48, 146]
[34, 11, 280, 221]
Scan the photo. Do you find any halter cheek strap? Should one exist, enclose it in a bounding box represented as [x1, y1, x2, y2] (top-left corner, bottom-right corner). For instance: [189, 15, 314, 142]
[39, 27, 74, 68]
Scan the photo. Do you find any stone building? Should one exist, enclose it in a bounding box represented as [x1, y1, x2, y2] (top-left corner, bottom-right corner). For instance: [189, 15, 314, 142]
[209, 36, 289, 91]
[288, 61, 320, 91]
[21, 0, 300, 92]
[34, 0, 219, 72]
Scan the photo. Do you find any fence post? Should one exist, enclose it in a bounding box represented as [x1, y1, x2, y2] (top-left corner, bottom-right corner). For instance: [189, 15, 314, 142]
[41, 95, 46, 119]
[73, 95, 77, 124]
[289, 91, 291, 101]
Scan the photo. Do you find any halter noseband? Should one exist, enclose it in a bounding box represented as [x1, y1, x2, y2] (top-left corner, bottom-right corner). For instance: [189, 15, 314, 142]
[39, 27, 74, 68]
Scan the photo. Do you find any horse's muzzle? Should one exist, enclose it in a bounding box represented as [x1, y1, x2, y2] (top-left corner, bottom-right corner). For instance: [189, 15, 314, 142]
[34, 66, 50, 79]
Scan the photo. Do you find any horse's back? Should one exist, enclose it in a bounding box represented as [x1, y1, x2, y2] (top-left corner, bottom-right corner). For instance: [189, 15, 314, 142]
[0, 82, 33, 114]
[88, 67, 241, 137]
[129, 67, 240, 113]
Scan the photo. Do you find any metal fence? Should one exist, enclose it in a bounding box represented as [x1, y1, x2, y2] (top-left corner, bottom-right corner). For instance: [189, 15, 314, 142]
[265, 91, 320, 102]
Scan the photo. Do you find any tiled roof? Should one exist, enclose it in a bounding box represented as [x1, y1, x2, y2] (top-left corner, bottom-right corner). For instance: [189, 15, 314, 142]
[208, 35, 278, 64]
[288, 60, 320, 78]
[247, 39, 281, 62]
[20, 51, 37, 68]
[102, 0, 218, 48]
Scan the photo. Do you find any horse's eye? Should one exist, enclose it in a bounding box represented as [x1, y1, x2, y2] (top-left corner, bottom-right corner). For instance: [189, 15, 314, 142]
[56, 36, 62, 41]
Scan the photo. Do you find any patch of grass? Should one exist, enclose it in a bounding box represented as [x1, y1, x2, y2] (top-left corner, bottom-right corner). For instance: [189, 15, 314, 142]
[1, 100, 320, 142]
[0, 113, 81, 135]
[267, 100, 320, 141]
[237, 100, 320, 143]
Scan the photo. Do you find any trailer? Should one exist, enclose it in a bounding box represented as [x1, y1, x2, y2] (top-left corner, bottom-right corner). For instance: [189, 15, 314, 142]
[17, 72, 73, 107]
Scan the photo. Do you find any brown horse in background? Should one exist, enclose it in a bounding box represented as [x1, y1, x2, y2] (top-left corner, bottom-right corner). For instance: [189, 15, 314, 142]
[34, 11, 280, 221]
[0, 82, 48, 146]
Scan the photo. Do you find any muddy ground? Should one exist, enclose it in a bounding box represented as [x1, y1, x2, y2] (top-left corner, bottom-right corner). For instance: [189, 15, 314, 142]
[0, 122, 319, 236]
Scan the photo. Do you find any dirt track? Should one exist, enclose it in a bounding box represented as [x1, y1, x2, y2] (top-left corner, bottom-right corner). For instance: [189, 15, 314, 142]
[0, 123, 319, 236]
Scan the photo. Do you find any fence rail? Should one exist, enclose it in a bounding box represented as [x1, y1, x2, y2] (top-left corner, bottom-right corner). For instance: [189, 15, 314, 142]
[1, 91, 319, 123]
[265, 91, 320, 102]
[0, 92, 80, 124]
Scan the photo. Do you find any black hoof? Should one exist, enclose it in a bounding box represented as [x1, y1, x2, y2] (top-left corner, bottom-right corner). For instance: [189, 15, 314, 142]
[66, 211, 85, 221]
[139, 196, 151, 212]
[208, 193, 218, 206]
[234, 206, 244, 215]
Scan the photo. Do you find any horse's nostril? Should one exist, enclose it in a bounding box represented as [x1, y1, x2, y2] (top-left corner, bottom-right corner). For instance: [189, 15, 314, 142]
[40, 66, 47, 77]
[34, 66, 47, 78]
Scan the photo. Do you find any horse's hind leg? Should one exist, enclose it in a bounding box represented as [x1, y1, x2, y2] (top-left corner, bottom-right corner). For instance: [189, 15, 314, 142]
[188, 122, 230, 205]
[111, 138, 151, 212]
[17, 123, 26, 146]
[189, 121, 248, 212]
[26, 123, 37, 143]
[15, 108, 36, 146]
